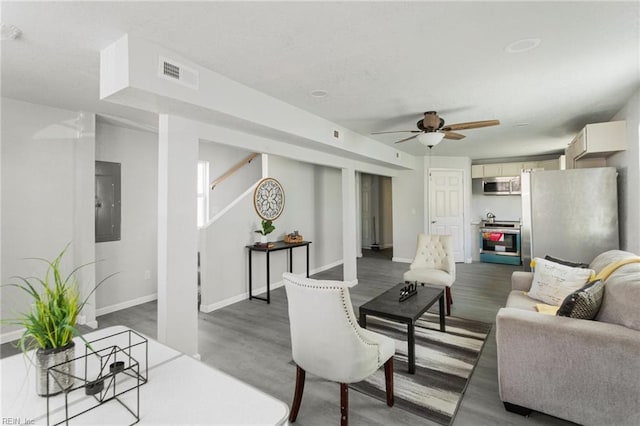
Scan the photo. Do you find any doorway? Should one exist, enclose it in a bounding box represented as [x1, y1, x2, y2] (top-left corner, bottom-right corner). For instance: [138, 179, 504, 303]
[428, 169, 464, 262]
[360, 173, 393, 259]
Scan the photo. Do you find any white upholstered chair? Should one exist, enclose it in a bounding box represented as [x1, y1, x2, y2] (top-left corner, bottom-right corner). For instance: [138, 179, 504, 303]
[283, 272, 395, 426]
[403, 234, 456, 315]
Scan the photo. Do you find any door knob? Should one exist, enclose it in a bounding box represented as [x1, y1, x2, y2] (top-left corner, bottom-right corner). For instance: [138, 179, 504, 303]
[431, 220, 436, 224]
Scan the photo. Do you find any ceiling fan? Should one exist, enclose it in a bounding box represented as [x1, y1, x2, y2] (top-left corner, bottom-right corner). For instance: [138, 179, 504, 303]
[372, 111, 500, 146]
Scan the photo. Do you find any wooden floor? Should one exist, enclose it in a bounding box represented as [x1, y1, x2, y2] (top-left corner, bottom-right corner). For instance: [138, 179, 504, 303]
[2, 251, 577, 426]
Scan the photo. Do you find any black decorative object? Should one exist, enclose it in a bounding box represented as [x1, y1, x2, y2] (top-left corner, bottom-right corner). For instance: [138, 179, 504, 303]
[45, 329, 148, 426]
[85, 379, 104, 395]
[399, 281, 418, 302]
[109, 361, 125, 374]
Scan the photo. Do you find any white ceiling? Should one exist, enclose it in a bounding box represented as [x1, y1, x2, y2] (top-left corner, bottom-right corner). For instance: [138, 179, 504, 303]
[2, 1, 638, 160]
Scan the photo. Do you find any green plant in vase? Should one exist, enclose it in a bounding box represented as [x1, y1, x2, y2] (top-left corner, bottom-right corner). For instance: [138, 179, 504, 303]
[2, 244, 114, 396]
[255, 219, 276, 244]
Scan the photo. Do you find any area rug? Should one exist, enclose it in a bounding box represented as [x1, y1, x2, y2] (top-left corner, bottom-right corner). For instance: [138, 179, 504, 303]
[351, 313, 492, 426]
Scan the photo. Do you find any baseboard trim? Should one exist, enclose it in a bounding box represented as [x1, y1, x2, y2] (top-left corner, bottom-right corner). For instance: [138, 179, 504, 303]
[200, 293, 247, 313]
[310, 259, 343, 275]
[392, 257, 413, 263]
[200, 260, 345, 313]
[96, 293, 158, 317]
[199, 280, 286, 313]
[84, 320, 98, 329]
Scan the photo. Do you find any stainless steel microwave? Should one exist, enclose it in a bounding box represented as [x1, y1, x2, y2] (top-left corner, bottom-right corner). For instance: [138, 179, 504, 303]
[482, 176, 521, 195]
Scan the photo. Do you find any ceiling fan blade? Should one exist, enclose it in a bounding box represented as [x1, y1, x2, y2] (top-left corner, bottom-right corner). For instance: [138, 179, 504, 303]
[442, 119, 500, 131]
[371, 130, 420, 135]
[443, 131, 465, 140]
[394, 134, 419, 144]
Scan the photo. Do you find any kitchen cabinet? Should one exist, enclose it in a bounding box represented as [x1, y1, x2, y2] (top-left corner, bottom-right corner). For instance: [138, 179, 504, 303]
[471, 165, 484, 179]
[472, 158, 561, 178]
[483, 164, 503, 177]
[500, 163, 524, 176]
[565, 120, 626, 169]
[537, 158, 561, 170]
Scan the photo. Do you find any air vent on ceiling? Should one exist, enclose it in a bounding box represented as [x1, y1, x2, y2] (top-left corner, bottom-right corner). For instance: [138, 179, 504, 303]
[163, 62, 180, 79]
[158, 56, 199, 90]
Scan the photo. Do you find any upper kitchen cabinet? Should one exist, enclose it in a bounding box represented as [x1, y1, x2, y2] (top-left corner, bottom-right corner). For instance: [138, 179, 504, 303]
[471, 165, 484, 178]
[472, 158, 561, 178]
[565, 121, 626, 169]
[501, 162, 525, 176]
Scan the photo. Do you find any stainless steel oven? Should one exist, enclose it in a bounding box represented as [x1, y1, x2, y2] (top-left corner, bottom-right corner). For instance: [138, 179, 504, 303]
[479, 222, 521, 265]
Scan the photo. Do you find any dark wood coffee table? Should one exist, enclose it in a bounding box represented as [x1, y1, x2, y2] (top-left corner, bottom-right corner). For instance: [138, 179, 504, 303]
[359, 283, 445, 374]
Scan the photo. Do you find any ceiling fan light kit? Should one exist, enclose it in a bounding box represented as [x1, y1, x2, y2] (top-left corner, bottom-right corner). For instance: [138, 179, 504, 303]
[417, 132, 445, 147]
[373, 111, 500, 147]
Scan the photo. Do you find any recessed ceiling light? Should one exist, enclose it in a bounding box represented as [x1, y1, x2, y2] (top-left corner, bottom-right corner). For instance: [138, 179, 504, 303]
[505, 38, 541, 54]
[1, 22, 22, 41]
[310, 89, 328, 98]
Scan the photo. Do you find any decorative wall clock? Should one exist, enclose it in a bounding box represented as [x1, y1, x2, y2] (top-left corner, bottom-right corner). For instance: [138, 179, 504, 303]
[253, 177, 285, 221]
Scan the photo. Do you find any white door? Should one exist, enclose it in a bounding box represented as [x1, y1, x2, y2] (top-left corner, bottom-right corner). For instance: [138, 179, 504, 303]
[428, 169, 464, 262]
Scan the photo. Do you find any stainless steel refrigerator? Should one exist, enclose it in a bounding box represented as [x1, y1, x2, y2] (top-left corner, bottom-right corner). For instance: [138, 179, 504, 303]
[521, 167, 619, 271]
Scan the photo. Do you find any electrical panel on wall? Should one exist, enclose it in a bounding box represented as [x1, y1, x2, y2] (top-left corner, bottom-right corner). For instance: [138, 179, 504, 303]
[95, 161, 121, 242]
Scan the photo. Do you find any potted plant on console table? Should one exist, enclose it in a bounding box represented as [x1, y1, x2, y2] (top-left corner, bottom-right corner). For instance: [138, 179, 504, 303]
[255, 219, 276, 247]
[2, 244, 113, 396]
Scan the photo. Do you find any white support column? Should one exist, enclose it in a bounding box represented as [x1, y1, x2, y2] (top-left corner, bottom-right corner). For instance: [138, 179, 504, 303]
[157, 114, 199, 356]
[261, 153, 268, 178]
[75, 112, 97, 328]
[342, 167, 358, 285]
[355, 172, 362, 258]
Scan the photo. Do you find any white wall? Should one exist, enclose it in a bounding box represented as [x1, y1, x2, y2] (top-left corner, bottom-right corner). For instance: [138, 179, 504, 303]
[471, 179, 522, 222]
[1, 98, 95, 340]
[392, 164, 425, 262]
[199, 141, 261, 219]
[609, 89, 640, 254]
[199, 154, 343, 310]
[94, 120, 159, 314]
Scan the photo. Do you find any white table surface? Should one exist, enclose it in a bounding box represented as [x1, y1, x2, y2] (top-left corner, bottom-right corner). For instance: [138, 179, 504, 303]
[1, 326, 289, 425]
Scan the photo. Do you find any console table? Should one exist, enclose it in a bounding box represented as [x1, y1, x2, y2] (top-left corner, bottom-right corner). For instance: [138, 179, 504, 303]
[246, 240, 312, 303]
[1, 326, 289, 425]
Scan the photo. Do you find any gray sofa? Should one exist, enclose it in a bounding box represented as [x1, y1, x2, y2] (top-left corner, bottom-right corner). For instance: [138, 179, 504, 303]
[496, 250, 640, 426]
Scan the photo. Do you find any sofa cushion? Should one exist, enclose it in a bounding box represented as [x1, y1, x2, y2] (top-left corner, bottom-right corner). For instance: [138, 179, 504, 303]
[596, 261, 640, 331]
[505, 291, 538, 311]
[528, 257, 594, 306]
[557, 279, 604, 320]
[589, 250, 636, 275]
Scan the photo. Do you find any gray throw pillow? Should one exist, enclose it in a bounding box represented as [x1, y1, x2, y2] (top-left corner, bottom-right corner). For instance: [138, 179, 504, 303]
[557, 279, 605, 320]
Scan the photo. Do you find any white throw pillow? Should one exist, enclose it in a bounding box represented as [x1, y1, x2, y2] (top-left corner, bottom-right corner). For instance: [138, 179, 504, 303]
[528, 257, 595, 306]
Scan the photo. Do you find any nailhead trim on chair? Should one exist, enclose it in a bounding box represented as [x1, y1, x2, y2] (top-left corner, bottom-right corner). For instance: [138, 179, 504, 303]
[287, 275, 382, 365]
